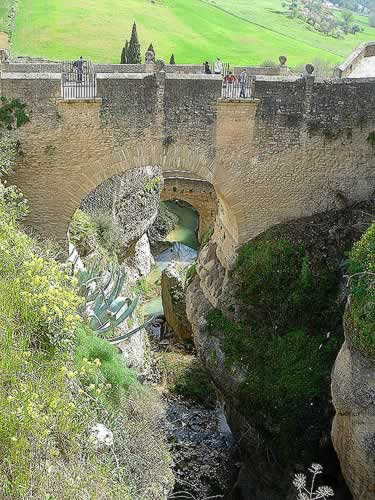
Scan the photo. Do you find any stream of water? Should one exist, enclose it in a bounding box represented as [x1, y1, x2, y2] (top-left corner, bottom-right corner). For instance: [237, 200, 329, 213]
[142, 201, 199, 317]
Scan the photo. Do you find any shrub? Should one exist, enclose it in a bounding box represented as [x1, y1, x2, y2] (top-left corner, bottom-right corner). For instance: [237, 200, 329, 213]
[232, 238, 338, 334]
[69, 208, 96, 255]
[74, 327, 137, 406]
[206, 309, 338, 463]
[347, 224, 375, 359]
[0, 200, 81, 351]
[157, 352, 216, 405]
[0, 97, 29, 130]
[0, 183, 173, 498]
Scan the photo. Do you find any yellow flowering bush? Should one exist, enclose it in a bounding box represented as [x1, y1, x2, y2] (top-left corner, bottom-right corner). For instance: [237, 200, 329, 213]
[0, 192, 82, 349]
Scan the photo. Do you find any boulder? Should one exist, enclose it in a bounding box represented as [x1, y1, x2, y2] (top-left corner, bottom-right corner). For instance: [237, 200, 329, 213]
[332, 337, 375, 500]
[161, 263, 192, 341]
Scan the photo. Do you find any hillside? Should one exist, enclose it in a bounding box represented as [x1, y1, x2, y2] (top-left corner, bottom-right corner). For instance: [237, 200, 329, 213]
[5, 0, 375, 66]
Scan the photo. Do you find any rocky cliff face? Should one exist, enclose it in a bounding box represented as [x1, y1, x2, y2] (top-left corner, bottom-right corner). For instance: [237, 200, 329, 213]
[161, 263, 193, 341]
[332, 309, 375, 499]
[186, 205, 374, 499]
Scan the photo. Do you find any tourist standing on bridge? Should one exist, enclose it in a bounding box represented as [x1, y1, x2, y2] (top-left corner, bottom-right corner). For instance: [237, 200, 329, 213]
[239, 69, 247, 98]
[73, 56, 84, 83]
[214, 58, 223, 75]
[204, 61, 212, 74]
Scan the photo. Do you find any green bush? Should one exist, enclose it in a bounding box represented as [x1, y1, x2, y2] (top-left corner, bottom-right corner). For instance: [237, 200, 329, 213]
[347, 224, 375, 359]
[157, 352, 216, 406]
[233, 238, 338, 334]
[69, 208, 96, 254]
[0, 183, 173, 498]
[206, 236, 342, 464]
[75, 328, 137, 406]
[207, 309, 338, 463]
[0, 192, 81, 351]
[0, 97, 29, 130]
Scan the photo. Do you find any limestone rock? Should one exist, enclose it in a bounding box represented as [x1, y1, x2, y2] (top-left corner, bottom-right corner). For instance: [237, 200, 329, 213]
[161, 263, 193, 341]
[332, 340, 375, 500]
[89, 423, 114, 450]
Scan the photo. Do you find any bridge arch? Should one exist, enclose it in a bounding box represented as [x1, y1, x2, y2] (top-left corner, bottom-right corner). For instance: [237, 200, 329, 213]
[14, 144, 240, 267]
[161, 174, 217, 242]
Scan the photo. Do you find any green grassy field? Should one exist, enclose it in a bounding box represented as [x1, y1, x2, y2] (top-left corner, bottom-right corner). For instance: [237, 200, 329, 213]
[7, 0, 375, 65]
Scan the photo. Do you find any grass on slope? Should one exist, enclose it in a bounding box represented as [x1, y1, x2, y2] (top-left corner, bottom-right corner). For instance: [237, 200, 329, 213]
[0, 0, 13, 32]
[10, 0, 375, 65]
[204, 0, 375, 60]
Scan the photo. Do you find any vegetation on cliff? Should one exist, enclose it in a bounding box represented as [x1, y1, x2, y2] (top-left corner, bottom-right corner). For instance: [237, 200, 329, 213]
[0, 181, 172, 498]
[206, 208, 374, 471]
[346, 223, 375, 359]
[207, 237, 340, 464]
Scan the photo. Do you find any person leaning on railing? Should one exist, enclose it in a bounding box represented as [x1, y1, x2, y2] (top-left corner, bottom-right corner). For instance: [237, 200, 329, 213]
[223, 71, 237, 97]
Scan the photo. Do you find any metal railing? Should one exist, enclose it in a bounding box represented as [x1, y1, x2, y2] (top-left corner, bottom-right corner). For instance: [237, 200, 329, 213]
[61, 60, 97, 100]
[221, 76, 254, 99]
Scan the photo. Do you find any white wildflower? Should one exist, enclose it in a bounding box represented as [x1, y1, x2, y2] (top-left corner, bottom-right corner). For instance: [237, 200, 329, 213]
[297, 493, 309, 500]
[309, 463, 323, 474]
[316, 485, 334, 497]
[293, 473, 307, 490]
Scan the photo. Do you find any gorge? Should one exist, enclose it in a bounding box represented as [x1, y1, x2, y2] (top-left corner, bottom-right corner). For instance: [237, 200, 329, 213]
[0, 46, 374, 499]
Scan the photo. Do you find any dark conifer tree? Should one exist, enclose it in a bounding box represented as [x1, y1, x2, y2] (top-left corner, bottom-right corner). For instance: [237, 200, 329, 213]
[120, 40, 129, 64]
[127, 22, 141, 64]
[170, 54, 176, 64]
[147, 43, 155, 61]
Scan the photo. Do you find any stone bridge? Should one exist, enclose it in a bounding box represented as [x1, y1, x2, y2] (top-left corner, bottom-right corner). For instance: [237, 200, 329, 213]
[1, 59, 374, 267]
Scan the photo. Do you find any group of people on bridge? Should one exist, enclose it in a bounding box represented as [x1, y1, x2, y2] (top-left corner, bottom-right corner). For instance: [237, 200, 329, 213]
[204, 58, 249, 98]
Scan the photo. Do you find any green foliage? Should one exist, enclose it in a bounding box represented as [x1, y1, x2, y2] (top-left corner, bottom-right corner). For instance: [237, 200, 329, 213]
[0, 97, 29, 176]
[347, 223, 375, 358]
[170, 53, 176, 64]
[206, 310, 339, 462]
[91, 211, 124, 255]
[0, 183, 172, 498]
[69, 208, 96, 254]
[0, 194, 82, 351]
[206, 235, 343, 464]
[157, 352, 216, 405]
[74, 327, 137, 405]
[144, 175, 161, 193]
[233, 238, 338, 334]
[200, 227, 214, 248]
[127, 21, 141, 64]
[120, 39, 129, 63]
[0, 132, 18, 176]
[0, 97, 29, 130]
[367, 131, 375, 146]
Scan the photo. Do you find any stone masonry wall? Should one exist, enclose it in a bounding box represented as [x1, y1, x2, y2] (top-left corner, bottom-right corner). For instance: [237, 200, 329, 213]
[1, 68, 374, 269]
[161, 177, 217, 240]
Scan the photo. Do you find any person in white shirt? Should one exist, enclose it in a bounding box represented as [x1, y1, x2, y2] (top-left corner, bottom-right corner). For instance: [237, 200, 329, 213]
[214, 58, 223, 75]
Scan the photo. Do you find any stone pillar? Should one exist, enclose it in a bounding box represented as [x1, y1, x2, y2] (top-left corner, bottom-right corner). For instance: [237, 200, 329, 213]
[0, 48, 9, 64]
[301, 65, 315, 146]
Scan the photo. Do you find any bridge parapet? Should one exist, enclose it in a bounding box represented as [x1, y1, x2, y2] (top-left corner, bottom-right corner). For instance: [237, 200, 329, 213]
[335, 41, 375, 78]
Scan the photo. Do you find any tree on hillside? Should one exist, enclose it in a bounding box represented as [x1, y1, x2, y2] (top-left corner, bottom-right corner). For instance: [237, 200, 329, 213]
[170, 54, 176, 65]
[340, 9, 354, 33]
[282, 0, 299, 17]
[147, 43, 156, 61]
[127, 22, 141, 64]
[120, 40, 129, 64]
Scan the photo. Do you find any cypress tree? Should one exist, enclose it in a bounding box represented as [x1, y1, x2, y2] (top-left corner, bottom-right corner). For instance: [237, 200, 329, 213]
[170, 54, 176, 65]
[120, 40, 129, 64]
[147, 43, 155, 61]
[127, 22, 141, 64]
